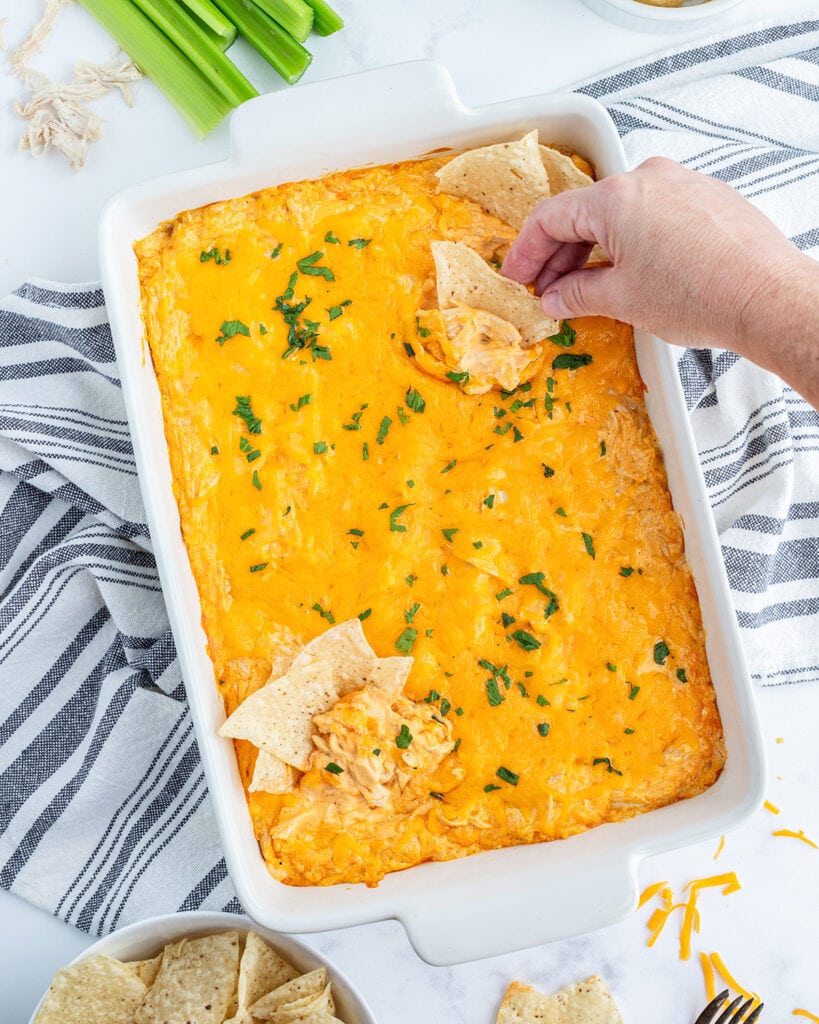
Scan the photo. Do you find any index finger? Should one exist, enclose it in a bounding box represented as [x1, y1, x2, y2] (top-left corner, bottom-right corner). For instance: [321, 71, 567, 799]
[501, 187, 602, 284]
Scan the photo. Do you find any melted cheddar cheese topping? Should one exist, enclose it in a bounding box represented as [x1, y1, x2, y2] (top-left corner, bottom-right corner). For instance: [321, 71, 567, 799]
[136, 155, 725, 888]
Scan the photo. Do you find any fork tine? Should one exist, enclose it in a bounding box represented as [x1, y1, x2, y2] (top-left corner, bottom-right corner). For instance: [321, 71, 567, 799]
[742, 1004, 764, 1024]
[728, 998, 755, 1023]
[693, 991, 731, 1024]
[712, 995, 746, 1024]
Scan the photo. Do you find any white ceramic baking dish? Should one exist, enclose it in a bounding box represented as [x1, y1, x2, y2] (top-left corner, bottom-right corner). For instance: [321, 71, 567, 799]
[99, 61, 765, 966]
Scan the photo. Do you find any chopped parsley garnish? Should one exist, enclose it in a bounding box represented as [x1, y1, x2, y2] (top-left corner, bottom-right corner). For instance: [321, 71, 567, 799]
[362, 442, 369, 461]
[389, 504, 413, 533]
[405, 603, 420, 623]
[348, 528, 364, 537]
[496, 766, 519, 786]
[606, 662, 617, 672]
[358, 608, 372, 621]
[483, 493, 495, 509]
[405, 387, 426, 412]
[216, 319, 250, 346]
[484, 784, 502, 793]
[270, 243, 283, 259]
[542, 464, 555, 478]
[546, 376, 556, 393]
[485, 677, 505, 706]
[509, 397, 535, 412]
[677, 668, 688, 683]
[620, 566, 635, 577]
[395, 627, 417, 654]
[200, 247, 231, 264]
[600, 440, 607, 457]
[249, 562, 267, 572]
[440, 565, 450, 576]
[246, 450, 261, 462]
[593, 757, 623, 776]
[290, 393, 313, 411]
[441, 460, 457, 474]
[552, 352, 593, 371]
[429, 791, 444, 800]
[252, 470, 262, 490]
[442, 528, 459, 542]
[407, 479, 415, 488]
[405, 574, 417, 587]
[313, 441, 328, 454]
[283, 271, 298, 301]
[555, 507, 567, 517]
[510, 629, 541, 651]
[452, 737, 461, 752]
[376, 416, 392, 445]
[372, 747, 381, 756]
[628, 684, 640, 700]
[512, 426, 524, 443]
[324, 230, 340, 244]
[440, 698, 451, 716]
[537, 722, 550, 737]
[625, 727, 635, 734]
[455, 706, 464, 715]
[283, 505, 291, 516]
[415, 316, 430, 338]
[210, 445, 219, 455]
[424, 690, 440, 703]
[327, 300, 352, 320]
[297, 251, 334, 281]
[240, 528, 256, 541]
[582, 532, 596, 558]
[536, 695, 549, 707]
[517, 682, 529, 698]
[343, 405, 368, 431]
[312, 602, 335, 624]
[396, 723, 413, 748]
[519, 572, 551, 596]
[472, 541, 483, 550]
[396, 406, 409, 426]
[494, 406, 507, 419]
[446, 370, 470, 386]
[543, 595, 559, 620]
[495, 588, 513, 601]
[404, 341, 416, 357]
[548, 320, 576, 348]
[324, 762, 343, 774]
[494, 422, 512, 436]
[654, 641, 670, 666]
[348, 237, 371, 249]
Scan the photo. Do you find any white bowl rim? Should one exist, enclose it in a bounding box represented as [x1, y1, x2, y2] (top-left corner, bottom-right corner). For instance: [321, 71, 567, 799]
[27, 910, 378, 1024]
[591, 0, 746, 18]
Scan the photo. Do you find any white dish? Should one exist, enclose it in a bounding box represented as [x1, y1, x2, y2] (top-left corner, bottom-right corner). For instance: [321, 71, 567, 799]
[98, 60, 765, 966]
[27, 910, 377, 1024]
[580, 0, 747, 33]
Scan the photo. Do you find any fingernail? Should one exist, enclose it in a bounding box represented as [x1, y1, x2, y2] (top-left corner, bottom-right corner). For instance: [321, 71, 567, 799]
[541, 289, 571, 320]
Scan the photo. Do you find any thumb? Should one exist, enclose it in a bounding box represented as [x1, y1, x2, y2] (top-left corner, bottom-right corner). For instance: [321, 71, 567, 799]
[540, 266, 620, 321]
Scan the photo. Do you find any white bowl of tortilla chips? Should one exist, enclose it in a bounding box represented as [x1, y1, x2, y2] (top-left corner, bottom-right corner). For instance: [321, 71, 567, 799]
[580, 0, 747, 32]
[28, 911, 377, 1024]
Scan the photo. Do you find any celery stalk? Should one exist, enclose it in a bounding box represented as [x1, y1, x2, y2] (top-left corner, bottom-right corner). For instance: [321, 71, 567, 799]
[303, 0, 343, 35]
[211, 0, 312, 85]
[252, 0, 313, 44]
[78, 0, 233, 138]
[178, 0, 238, 50]
[131, 0, 257, 106]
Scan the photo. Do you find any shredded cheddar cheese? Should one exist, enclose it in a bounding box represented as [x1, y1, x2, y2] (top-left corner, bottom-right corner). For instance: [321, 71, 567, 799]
[713, 834, 725, 860]
[699, 951, 716, 1001]
[793, 1011, 819, 1021]
[641, 872, 741, 960]
[764, 800, 780, 814]
[708, 952, 761, 1007]
[773, 828, 819, 849]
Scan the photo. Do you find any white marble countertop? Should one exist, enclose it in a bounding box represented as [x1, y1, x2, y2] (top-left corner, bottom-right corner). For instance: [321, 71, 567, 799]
[1, 0, 816, 1020]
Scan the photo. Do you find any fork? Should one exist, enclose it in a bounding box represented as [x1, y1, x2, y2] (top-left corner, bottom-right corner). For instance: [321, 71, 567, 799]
[694, 989, 764, 1024]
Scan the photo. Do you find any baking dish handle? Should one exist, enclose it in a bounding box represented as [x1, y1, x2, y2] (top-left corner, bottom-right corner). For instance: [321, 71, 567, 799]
[229, 61, 466, 166]
[398, 852, 639, 966]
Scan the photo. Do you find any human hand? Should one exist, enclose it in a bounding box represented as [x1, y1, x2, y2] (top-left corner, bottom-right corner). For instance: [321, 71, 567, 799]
[502, 157, 819, 404]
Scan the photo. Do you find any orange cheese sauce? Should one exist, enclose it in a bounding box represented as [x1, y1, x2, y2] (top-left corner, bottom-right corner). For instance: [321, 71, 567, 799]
[136, 155, 725, 887]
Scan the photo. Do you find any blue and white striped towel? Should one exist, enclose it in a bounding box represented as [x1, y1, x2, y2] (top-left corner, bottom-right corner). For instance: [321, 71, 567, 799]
[2, 18, 818, 935]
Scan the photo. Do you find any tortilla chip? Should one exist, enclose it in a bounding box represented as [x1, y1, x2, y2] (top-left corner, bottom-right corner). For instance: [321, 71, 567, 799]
[249, 750, 299, 793]
[367, 656, 413, 694]
[266, 983, 335, 1023]
[539, 145, 594, 195]
[220, 662, 338, 771]
[131, 952, 163, 988]
[432, 241, 558, 347]
[33, 955, 146, 1024]
[436, 130, 550, 230]
[134, 932, 240, 1024]
[249, 967, 327, 1019]
[234, 932, 299, 1010]
[496, 976, 623, 1024]
[292, 618, 376, 697]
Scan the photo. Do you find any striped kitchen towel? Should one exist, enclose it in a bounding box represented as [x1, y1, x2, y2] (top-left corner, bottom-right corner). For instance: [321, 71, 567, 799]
[2, 17, 819, 935]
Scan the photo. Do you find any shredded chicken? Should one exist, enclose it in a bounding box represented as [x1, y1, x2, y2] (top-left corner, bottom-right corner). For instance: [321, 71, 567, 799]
[6, 1, 142, 170]
[439, 303, 539, 394]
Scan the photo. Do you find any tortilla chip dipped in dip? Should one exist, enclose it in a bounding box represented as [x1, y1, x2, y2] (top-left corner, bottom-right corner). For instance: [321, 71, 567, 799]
[136, 129, 725, 888]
